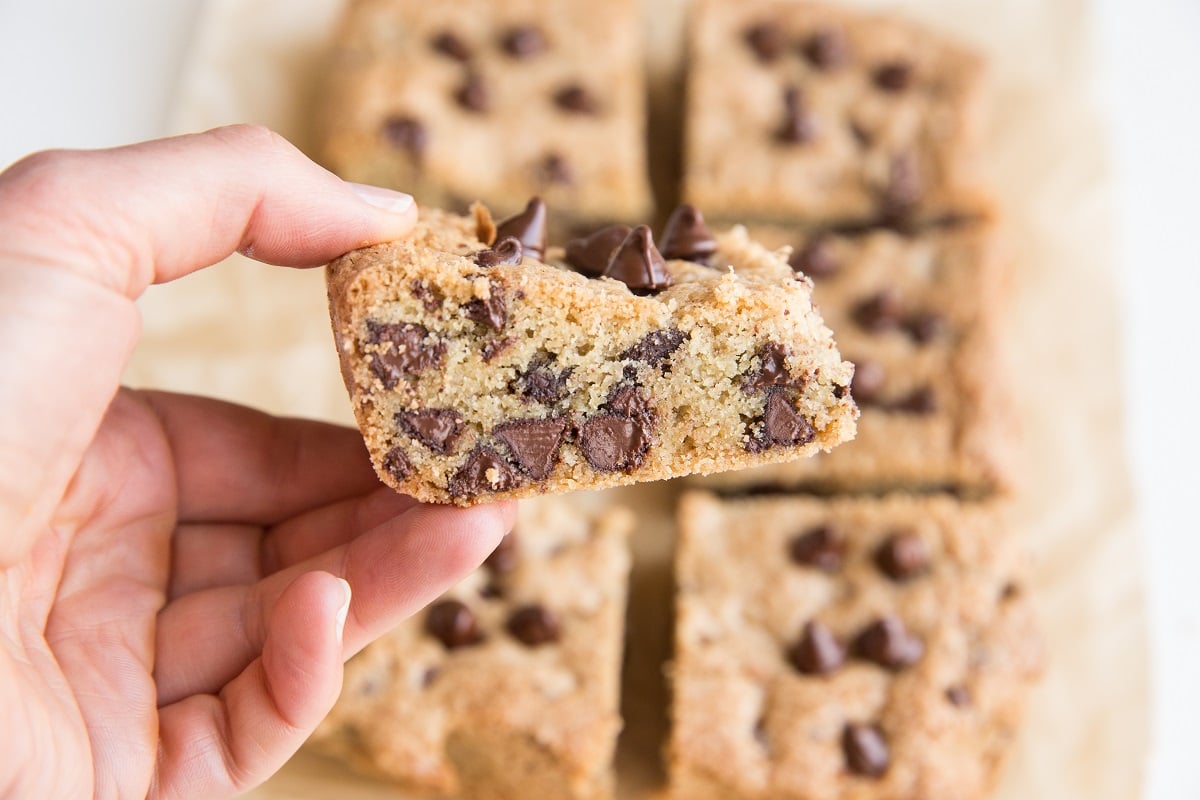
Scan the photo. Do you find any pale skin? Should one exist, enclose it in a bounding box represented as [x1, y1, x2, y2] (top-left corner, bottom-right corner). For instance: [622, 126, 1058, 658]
[0, 125, 515, 799]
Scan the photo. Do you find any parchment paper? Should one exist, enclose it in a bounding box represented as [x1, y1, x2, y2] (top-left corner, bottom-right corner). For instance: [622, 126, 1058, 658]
[131, 0, 1149, 797]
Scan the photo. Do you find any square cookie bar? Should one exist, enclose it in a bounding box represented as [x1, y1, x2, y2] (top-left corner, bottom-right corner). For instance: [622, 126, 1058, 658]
[326, 202, 857, 506]
[682, 0, 990, 227]
[311, 496, 633, 800]
[698, 222, 1012, 496]
[669, 492, 1043, 800]
[318, 0, 653, 231]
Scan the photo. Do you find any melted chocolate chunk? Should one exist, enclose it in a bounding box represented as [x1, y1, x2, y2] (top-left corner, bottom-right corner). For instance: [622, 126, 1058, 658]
[874, 531, 931, 581]
[481, 337, 515, 363]
[741, 342, 799, 393]
[603, 225, 673, 294]
[474, 236, 524, 268]
[881, 150, 923, 218]
[448, 446, 521, 497]
[432, 31, 470, 61]
[494, 197, 547, 261]
[776, 86, 818, 145]
[843, 723, 890, 778]
[455, 73, 490, 112]
[893, 385, 937, 414]
[874, 61, 913, 92]
[538, 153, 573, 185]
[604, 383, 655, 425]
[788, 524, 844, 572]
[425, 600, 483, 649]
[382, 446, 412, 482]
[494, 417, 568, 480]
[743, 22, 786, 62]
[484, 530, 520, 573]
[507, 604, 560, 646]
[907, 310, 946, 343]
[515, 358, 573, 404]
[579, 413, 650, 472]
[621, 328, 688, 367]
[381, 115, 427, 157]
[788, 235, 839, 279]
[564, 224, 632, 277]
[849, 359, 886, 405]
[802, 27, 849, 69]
[946, 685, 972, 707]
[659, 204, 718, 263]
[554, 84, 598, 114]
[764, 391, 815, 447]
[502, 25, 546, 58]
[789, 621, 845, 675]
[463, 279, 509, 332]
[852, 288, 905, 332]
[398, 409, 464, 454]
[410, 280, 443, 312]
[852, 616, 925, 669]
[367, 321, 445, 387]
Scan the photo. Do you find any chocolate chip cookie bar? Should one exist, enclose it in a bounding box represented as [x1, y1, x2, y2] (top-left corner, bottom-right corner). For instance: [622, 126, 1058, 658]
[697, 222, 1012, 496]
[311, 497, 632, 799]
[318, 0, 653, 231]
[669, 492, 1043, 800]
[326, 202, 858, 506]
[682, 0, 991, 227]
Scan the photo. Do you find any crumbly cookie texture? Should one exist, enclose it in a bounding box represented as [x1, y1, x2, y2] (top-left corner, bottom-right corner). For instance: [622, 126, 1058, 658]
[696, 222, 1014, 496]
[311, 497, 633, 800]
[327, 202, 857, 506]
[669, 492, 1043, 800]
[683, 0, 991, 227]
[318, 0, 652, 232]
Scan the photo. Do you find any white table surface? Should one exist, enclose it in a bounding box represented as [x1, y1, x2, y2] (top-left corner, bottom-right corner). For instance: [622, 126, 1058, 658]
[1, 1, 1196, 798]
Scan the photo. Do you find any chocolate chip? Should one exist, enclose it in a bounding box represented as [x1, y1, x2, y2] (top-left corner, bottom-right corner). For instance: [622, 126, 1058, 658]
[743, 22, 786, 63]
[481, 337, 514, 363]
[515, 358, 573, 404]
[946, 685, 972, 707]
[367, 321, 446, 387]
[881, 150, 923, 217]
[463, 278, 509, 331]
[621, 328, 688, 367]
[659, 204, 718, 263]
[494, 417, 568, 480]
[874, 61, 913, 92]
[850, 121, 873, 148]
[381, 115, 427, 156]
[398, 409, 464, 454]
[849, 360, 886, 405]
[448, 446, 521, 497]
[852, 616, 924, 670]
[502, 25, 546, 58]
[579, 413, 650, 472]
[875, 531, 931, 581]
[1001, 581, 1020, 601]
[410, 280, 443, 312]
[741, 342, 799, 393]
[564, 224, 632, 277]
[538, 153, 573, 185]
[842, 723, 890, 778]
[455, 73, 490, 113]
[604, 383, 655, 425]
[907, 311, 946, 344]
[474, 237, 524, 268]
[484, 531, 519, 573]
[789, 621, 845, 675]
[788, 524, 844, 572]
[506, 604, 560, 646]
[432, 31, 471, 61]
[802, 27, 849, 69]
[892, 385, 937, 414]
[776, 86, 818, 145]
[382, 446, 412, 481]
[752, 390, 815, 450]
[425, 599, 483, 649]
[852, 288, 905, 332]
[494, 197, 547, 261]
[421, 667, 441, 687]
[788, 235, 839, 279]
[603, 225, 673, 295]
[554, 84, 598, 114]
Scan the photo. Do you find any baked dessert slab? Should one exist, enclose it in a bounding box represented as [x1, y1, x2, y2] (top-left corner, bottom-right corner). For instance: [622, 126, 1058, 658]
[668, 492, 1043, 800]
[318, 0, 653, 232]
[682, 0, 991, 228]
[311, 496, 633, 800]
[697, 222, 1014, 496]
[326, 203, 857, 506]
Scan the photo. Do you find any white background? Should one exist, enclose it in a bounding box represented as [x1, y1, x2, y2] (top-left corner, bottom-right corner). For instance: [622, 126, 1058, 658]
[0, 1, 1196, 797]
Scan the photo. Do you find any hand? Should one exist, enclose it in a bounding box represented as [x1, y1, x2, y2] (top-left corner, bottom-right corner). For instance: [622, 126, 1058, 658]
[0, 125, 514, 799]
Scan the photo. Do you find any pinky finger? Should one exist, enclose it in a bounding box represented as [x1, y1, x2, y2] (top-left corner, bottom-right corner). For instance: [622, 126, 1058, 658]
[148, 571, 350, 799]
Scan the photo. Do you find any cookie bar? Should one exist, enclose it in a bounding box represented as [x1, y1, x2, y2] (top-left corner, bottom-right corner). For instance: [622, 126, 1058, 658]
[669, 492, 1043, 800]
[697, 222, 1013, 496]
[311, 496, 633, 800]
[326, 202, 857, 506]
[318, 0, 652, 231]
[682, 0, 990, 227]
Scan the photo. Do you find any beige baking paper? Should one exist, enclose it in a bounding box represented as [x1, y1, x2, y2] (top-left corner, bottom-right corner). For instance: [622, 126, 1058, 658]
[131, 0, 1148, 797]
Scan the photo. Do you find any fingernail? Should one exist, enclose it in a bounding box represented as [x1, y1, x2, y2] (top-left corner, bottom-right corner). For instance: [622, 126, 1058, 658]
[334, 578, 352, 643]
[348, 182, 415, 214]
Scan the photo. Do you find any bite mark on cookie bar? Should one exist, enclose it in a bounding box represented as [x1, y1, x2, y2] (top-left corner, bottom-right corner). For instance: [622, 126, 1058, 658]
[494, 417, 568, 480]
[366, 321, 446, 388]
[398, 409, 465, 454]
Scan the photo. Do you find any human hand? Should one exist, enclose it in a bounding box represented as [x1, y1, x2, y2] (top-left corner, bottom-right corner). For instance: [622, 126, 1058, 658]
[0, 125, 514, 799]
